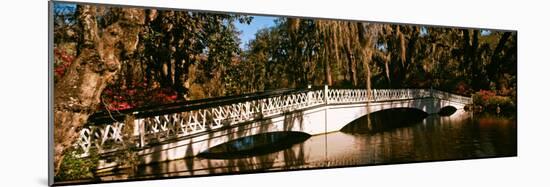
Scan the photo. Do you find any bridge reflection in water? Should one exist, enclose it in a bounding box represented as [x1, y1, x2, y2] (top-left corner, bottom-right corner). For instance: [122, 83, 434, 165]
[96, 109, 516, 181]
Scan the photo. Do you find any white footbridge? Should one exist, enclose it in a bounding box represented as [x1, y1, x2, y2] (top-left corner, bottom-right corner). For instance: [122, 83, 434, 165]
[75, 86, 472, 170]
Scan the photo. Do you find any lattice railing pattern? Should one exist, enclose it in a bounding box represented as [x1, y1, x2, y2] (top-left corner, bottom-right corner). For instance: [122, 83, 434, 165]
[326, 89, 433, 104]
[75, 88, 471, 156]
[77, 122, 126, 155]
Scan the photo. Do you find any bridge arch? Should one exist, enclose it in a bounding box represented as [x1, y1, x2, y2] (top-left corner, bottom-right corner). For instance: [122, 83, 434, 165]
[197, 131, 311, 159]
[339, 107, 428, 133]
[438, 106, 458, 116]
[323, 97, 446, 133]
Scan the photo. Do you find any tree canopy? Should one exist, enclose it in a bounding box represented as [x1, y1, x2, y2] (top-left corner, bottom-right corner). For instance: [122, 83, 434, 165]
[54, 5, 517, 113]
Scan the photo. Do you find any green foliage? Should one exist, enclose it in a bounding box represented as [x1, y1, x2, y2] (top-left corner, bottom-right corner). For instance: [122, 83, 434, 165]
[54, 6, 517, 109]
[116, 115, 141, 175]
[55, 147, 99, 181]
[473, 90, 515, 113]
[55, 115, 141, 181]
[241, 20, 517, 97]
[487, 96, 513, 107]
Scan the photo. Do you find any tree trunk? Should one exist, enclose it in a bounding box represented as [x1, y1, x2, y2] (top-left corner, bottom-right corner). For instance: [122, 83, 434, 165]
[470, 30, 482, 89]
[351, 54, 358, 86]
[462, 29, 472, 74]
[398, 26, 406, 67]
[364, 50, 373, 91]
[345, 42, 357, 86]
[488, 32, 512, 81]
[53, 5, 145, 175]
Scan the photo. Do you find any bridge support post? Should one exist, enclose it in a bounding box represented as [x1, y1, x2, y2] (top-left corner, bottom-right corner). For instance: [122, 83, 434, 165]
[324, 84, 328, 134]
[137, 119, 145, 148]
[324, 85, 329, 104]
[307, 89, 312, 105]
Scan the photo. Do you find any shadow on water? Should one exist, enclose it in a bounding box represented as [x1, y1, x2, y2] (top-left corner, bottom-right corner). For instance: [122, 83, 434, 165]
[197, 132, 311, 159]
[439, 106, 457, 116]
[340, 108, 429, 134]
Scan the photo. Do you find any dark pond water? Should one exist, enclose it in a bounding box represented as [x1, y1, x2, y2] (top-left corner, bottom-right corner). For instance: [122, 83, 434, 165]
[100, 110, 517, 180]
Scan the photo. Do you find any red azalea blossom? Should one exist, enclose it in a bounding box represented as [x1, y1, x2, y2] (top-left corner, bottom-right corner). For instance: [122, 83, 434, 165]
[100, 82, 180, 111]
[53, 47, 75, 79]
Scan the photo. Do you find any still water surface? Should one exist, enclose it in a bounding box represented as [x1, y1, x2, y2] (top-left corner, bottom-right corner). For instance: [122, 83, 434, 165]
[101, 110, 517, 180]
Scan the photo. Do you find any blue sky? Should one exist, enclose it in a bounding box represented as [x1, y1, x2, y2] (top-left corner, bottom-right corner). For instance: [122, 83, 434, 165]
[53, 2, 76, 14]
[235, 16, 277, 49]
[53, 1, 276, 50]
[53, 2, 276, 50]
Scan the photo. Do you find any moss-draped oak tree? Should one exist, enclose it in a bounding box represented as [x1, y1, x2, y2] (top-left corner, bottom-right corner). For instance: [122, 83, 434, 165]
[53, 5, 145, 175]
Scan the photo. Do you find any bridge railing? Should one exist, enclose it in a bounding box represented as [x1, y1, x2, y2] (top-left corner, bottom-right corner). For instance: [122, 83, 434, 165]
[131, 89, 327, 148]
[74, 88, 469, 156]
[430, 89, 472, 104]
[75, 89, 326, 156]
[326, 89, 433, 104]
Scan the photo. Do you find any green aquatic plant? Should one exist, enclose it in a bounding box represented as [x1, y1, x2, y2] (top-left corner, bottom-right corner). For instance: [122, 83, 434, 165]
[55, 147, 100, 181]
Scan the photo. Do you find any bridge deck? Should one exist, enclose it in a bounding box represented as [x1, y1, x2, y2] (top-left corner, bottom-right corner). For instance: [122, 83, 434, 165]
[75, 88, 472, 159]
